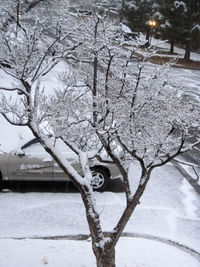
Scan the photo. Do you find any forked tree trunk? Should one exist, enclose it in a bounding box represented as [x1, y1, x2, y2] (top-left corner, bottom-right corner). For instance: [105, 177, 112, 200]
[94, 247, 116, 267]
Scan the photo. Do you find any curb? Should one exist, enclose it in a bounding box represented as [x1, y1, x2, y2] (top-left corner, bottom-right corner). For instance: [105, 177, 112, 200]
[1, 232, 200, 262]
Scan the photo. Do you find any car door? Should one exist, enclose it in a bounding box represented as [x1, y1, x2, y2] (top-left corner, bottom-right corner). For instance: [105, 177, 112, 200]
[7, 139, 53, 181]
[53, 160, 81, 181]
[52, 139, 80, 181]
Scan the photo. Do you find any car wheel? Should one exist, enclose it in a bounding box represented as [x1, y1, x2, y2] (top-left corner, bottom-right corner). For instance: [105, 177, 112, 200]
[90, 167, 109, 192]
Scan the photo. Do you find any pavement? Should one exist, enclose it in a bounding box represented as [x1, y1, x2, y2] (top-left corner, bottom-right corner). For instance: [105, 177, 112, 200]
[171, 159, 200, 194]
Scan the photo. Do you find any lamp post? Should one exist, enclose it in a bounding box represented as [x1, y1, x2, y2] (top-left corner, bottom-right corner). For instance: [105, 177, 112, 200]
[149, 19, 156, 27]
[146, 19, 156, 46]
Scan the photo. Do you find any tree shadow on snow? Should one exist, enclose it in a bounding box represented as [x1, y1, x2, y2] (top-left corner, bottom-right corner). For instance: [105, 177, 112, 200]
[3, 178, 125, 193]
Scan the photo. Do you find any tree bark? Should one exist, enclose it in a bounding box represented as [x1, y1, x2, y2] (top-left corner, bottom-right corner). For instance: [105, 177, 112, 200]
[94, 247, 116, 267]
[184, 43, 191, 60]
[170, 40, 174, 54]
[145, 29, 150, 47]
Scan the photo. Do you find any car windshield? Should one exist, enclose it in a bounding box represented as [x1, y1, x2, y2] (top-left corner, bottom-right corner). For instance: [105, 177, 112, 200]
[21, 138, 39, 150]
[21, 138, 78, 159]
[22, 140, 47, 155]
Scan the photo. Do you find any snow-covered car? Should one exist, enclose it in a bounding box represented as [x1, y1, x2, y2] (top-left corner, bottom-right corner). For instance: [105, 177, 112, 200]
[0, 138, 119, 192]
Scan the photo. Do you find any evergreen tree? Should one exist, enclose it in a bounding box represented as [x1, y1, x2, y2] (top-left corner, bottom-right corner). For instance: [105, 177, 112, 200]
[122, 0, 155, 35]
[154, 0, 184, 53]
[154, 0, 200, 59]
[181, 0, 200, 60]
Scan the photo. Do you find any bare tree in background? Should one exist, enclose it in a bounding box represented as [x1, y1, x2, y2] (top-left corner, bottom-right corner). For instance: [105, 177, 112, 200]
[0, 11, 200, 267]
[0, 0, 47, 30]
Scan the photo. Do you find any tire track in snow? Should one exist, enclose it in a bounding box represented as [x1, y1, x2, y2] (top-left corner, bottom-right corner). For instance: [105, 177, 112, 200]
[180, 179, 198, 220]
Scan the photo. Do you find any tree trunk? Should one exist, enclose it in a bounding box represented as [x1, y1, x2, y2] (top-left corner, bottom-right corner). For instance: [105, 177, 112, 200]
[94, 247, 116, 267]
[184, 43, 191, 60]
[170, 40, 175, 54]
[145, 29, 150, 47]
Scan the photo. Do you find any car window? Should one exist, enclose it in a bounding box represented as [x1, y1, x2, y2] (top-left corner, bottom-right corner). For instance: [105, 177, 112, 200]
[23, 141, 47, 155]
[21, 138, 78, 160]
[21, 138, 38, 150]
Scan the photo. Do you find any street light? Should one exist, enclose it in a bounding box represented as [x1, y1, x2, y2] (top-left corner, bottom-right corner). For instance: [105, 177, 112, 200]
[148, 20, 156, 27]
[147, 19, 156, 46]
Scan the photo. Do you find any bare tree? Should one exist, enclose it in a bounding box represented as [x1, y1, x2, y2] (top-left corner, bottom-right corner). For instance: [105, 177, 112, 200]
[0, 0, 47, 31]
[0, 12, 200, 267]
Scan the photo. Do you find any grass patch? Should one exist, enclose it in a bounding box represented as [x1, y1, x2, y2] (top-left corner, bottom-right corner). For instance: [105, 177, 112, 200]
[123, 43, 200, 70]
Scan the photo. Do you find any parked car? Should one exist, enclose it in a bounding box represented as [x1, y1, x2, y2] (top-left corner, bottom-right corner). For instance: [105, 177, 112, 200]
[0, 138, 120, 192]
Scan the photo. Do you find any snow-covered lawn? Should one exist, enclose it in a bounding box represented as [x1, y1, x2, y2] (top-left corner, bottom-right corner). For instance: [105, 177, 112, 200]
[0, 164, 200, 266]
[0, 237, 199, 267]
[153, 39, 200, 62]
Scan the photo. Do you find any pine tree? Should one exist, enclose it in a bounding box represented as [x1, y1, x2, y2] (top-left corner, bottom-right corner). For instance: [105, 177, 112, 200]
[181, 0, 200, 60]
[122, 0, 155, 35]
[154, 0, 184, 53]
[154, 0, 200, 59]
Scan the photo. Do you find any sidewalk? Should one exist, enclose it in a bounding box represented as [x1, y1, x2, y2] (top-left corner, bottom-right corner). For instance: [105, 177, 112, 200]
[171, 159, 200, 194]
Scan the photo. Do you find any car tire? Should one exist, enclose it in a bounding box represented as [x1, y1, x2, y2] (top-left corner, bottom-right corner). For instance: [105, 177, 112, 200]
[90, 166, 110, 192]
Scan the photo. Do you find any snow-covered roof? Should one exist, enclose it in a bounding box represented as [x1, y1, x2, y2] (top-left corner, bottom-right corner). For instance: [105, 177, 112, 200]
[119, 23, 132, 34]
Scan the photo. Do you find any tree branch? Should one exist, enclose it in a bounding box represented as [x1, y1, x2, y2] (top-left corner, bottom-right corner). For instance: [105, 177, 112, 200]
[1, 112, 28, 126]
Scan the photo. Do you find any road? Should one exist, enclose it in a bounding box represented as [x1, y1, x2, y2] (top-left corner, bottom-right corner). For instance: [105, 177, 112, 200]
[174, 67, 200, 186]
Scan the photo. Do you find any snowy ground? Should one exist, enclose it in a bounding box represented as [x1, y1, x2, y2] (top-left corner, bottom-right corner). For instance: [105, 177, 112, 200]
[0, 238, 199, 267]
[0, 164, 200, 266]
[151, 37, 200, 62]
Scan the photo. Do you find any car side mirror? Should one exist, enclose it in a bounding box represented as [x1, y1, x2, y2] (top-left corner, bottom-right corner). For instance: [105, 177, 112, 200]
[17, 152, 25, 157]
[14, 149, 25, 157]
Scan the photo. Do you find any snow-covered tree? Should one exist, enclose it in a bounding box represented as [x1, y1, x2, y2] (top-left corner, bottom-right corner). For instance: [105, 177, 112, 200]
[153, 0, 184, 53]
[180, 0, 200, 60]
[154, 0, 200, 59]
[123, 0, 200, 58]
[122, 0, 155, 38]
[0, 0, 47, 30]
[0, 10, 200, 267]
